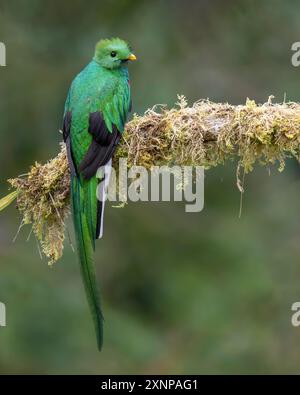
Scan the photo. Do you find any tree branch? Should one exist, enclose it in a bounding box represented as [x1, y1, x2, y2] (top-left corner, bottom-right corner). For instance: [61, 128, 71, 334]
[1, 96, 299, 264]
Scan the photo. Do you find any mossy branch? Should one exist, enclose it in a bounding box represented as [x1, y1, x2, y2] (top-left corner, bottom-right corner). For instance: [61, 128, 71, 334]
[1, 96, 299, 264]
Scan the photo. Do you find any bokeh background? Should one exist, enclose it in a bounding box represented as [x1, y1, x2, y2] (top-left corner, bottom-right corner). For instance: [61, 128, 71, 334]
[1, 0, 300, 374]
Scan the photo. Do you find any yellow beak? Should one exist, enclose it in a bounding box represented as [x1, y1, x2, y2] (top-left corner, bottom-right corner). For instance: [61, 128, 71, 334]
[127, 53, 137, 61]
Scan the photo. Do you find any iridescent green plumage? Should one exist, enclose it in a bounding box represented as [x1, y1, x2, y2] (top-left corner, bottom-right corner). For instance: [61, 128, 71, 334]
[63, 38, 135, 349]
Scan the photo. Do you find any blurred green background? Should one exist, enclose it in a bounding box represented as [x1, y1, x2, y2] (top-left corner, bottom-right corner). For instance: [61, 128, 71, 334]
[1, 0, 300, 374]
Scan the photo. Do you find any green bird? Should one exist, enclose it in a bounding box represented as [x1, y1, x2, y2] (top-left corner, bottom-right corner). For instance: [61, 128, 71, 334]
[62, 38, 136, 350]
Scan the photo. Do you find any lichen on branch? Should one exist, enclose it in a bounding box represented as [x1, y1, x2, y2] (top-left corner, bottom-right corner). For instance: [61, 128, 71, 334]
[1, 96, 300, 264]
[118, 95, 300, 171]
[8, 146, 70, 265]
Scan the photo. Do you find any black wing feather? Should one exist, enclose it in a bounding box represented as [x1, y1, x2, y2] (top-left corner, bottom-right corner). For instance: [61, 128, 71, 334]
[78, 111, 121, 180]
[63, 110, 121, 180]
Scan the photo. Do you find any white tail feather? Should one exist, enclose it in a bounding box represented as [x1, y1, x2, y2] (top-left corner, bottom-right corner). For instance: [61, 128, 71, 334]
[96, 159, 112, 239]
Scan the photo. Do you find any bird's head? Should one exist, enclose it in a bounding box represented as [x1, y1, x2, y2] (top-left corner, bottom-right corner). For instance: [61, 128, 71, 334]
[94, 38, 136, 69]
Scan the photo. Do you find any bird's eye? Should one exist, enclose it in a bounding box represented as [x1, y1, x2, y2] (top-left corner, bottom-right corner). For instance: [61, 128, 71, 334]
[111, 51, 117, 57]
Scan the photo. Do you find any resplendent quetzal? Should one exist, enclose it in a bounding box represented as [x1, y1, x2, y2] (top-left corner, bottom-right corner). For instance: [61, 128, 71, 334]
[62, 38, 136, 350]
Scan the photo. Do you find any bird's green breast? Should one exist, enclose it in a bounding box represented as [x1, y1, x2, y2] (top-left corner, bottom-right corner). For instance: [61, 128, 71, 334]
[66, 60, 130, 166]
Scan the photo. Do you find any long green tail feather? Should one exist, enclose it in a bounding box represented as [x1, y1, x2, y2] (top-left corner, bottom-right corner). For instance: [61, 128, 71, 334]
[71, 176, 103, 350]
